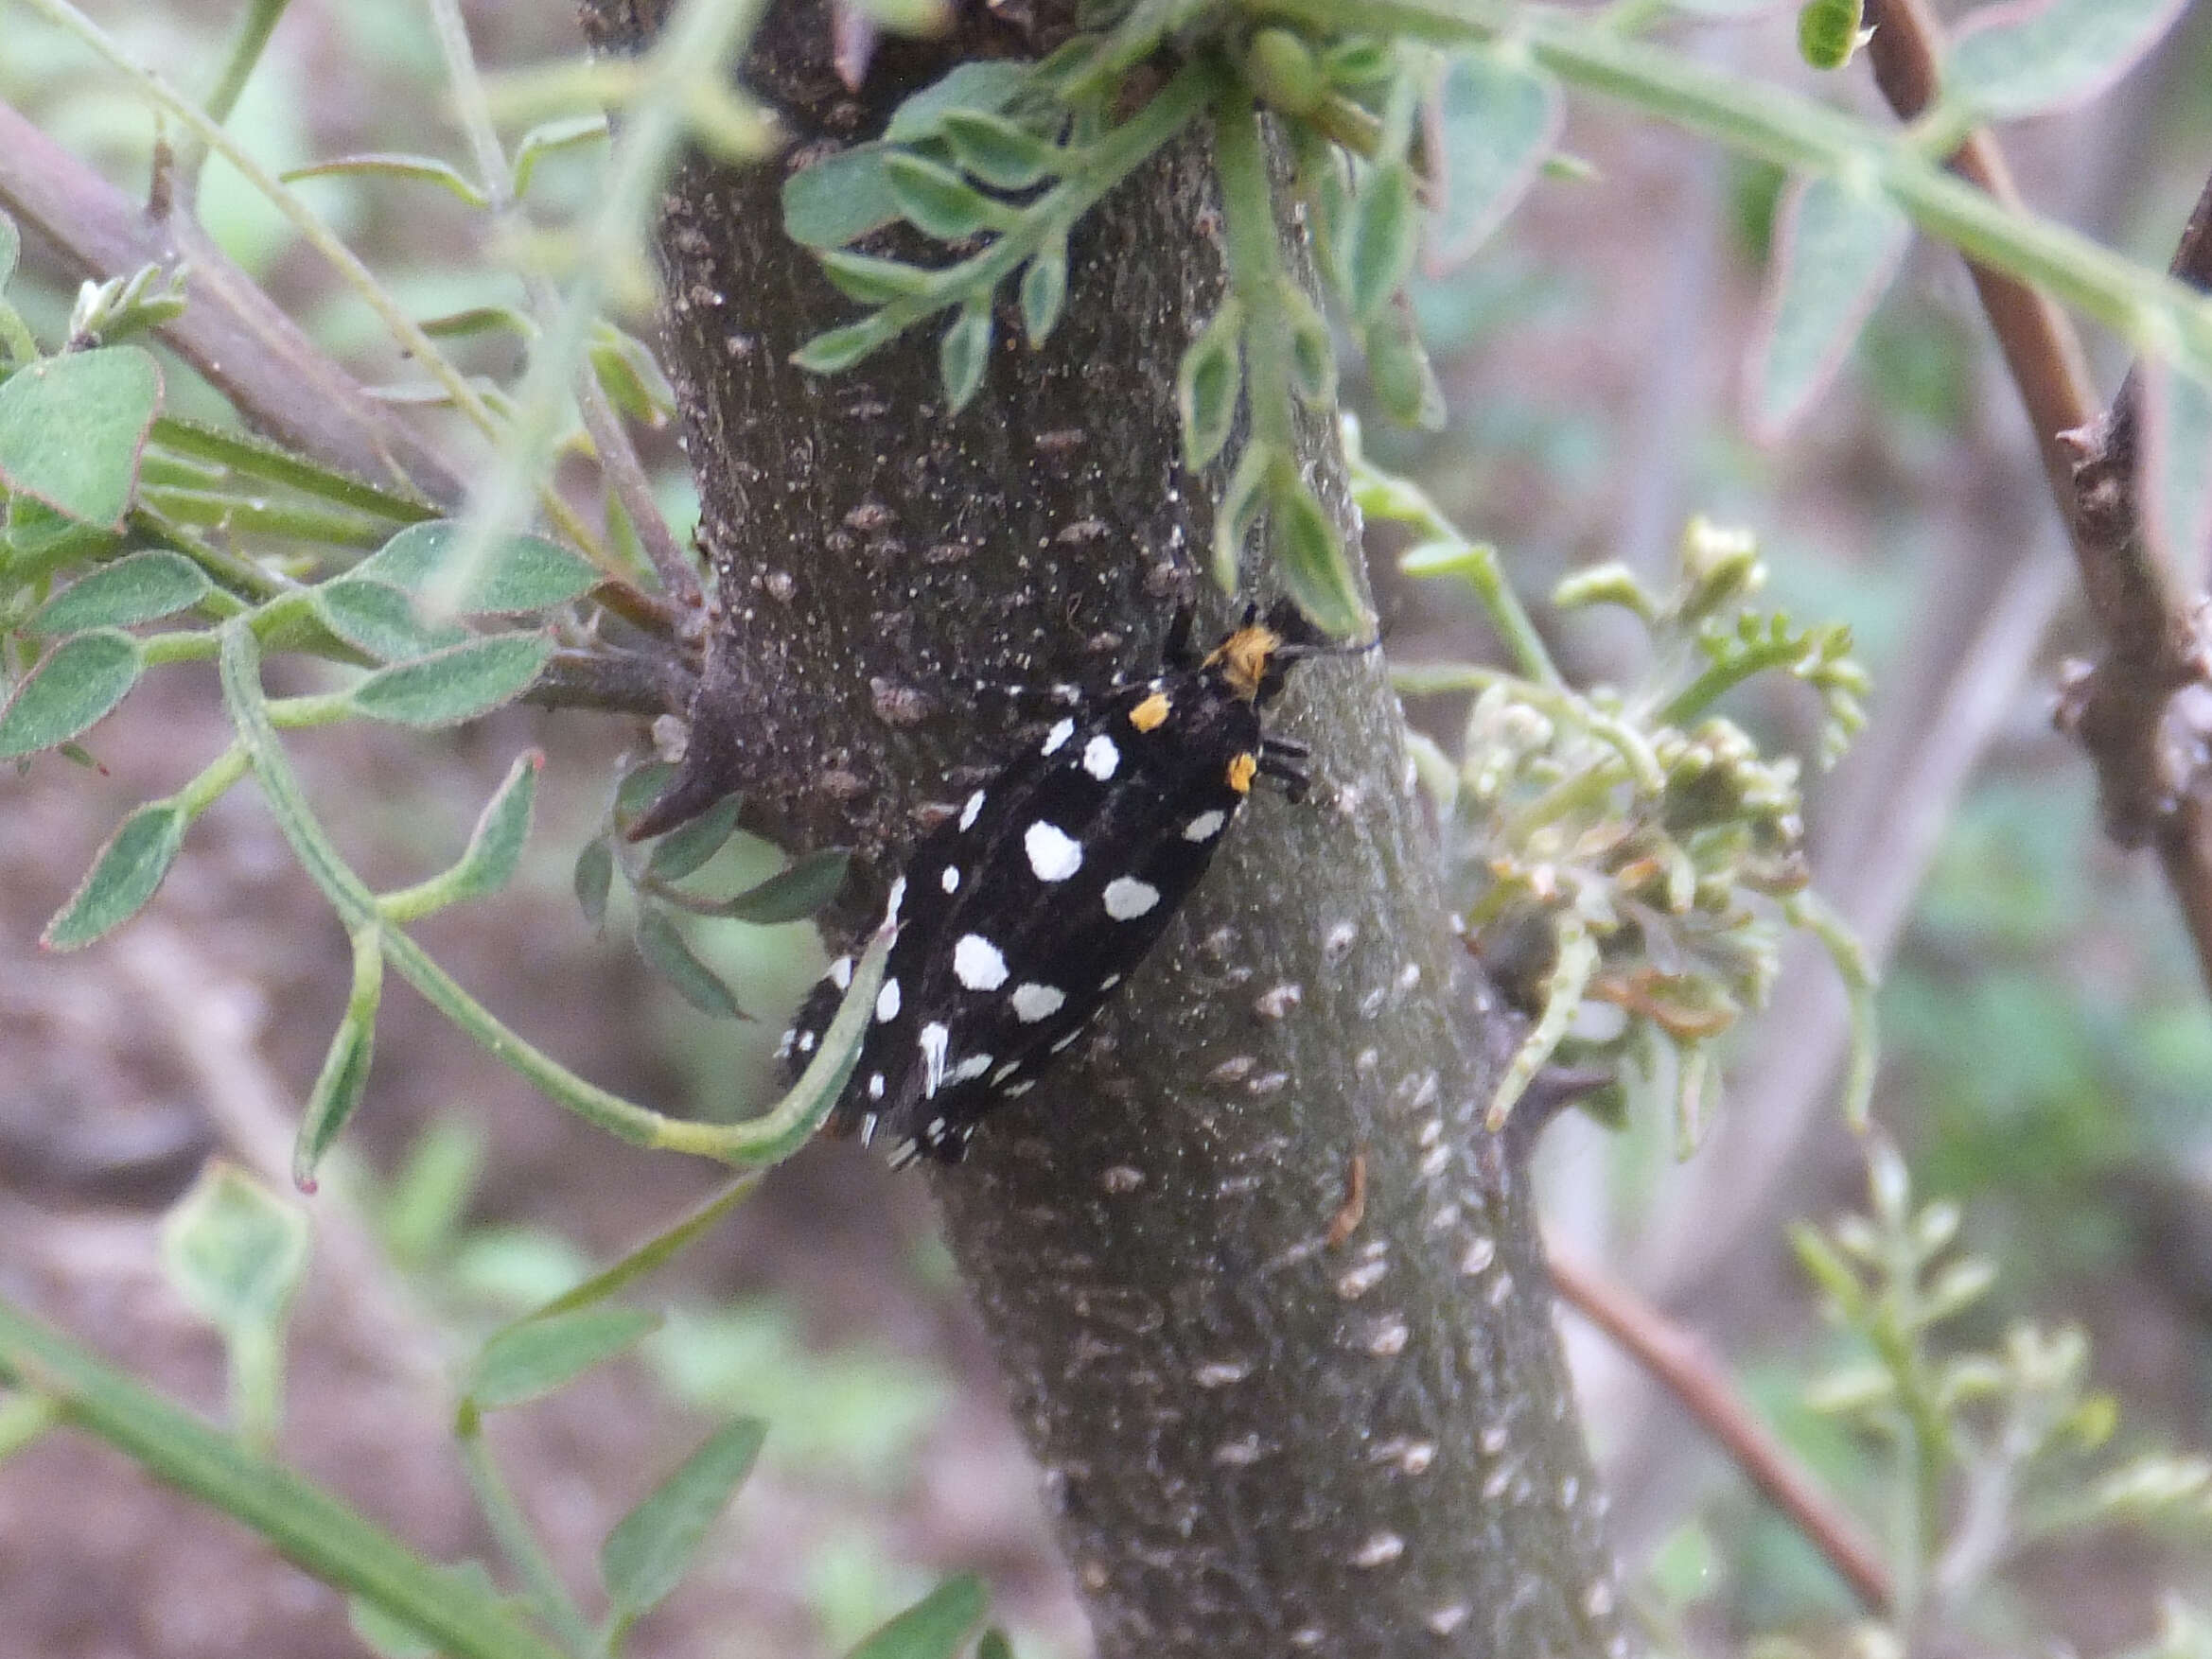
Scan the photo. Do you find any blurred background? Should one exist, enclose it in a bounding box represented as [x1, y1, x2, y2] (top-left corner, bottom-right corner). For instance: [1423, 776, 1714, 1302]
[5, 0, 2212, 1654]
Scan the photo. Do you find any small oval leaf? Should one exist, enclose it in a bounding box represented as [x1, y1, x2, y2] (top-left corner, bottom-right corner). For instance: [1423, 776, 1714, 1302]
[0, 346, 162, 528]
[43, 799, 189, 950]
[1797, 0, 1870, 68]
[294, 1004, 378, 1192]
[350, 634, 553, 726]
[646, 792, 745, 882]
[31, 551, 211, 635]
[350, 520, 599, 614]
[1179, 302, 1245, 469]
[711, 847, 851, 924]
[1363, 298, 1446, 430]
[315, 578, 472, 661]
[574, 836, 615, 927]
[782, 145, 902, 249]
[446, 751, 542, 901]
[817, 249, 940, 306]
[1431, 52, 1562, 269]
[793, 318, 898, 375]
[940, 111, 1059, 190]
[883, 61, 1031, 143]
[161, 1162, 312, 1336]
[1279, 283, 1336, 410]
[1339, 162, 1420, 324]
[884, 152, 998, 240]
[939, 301, 994, 412]
[1211, 443, 1276, 594]
[602, 1417, 768, 1618]
[1947, 0, 2187, 121]
[0, 628, 145, 759]
[845, 1576, 988, 1659]
[1746, 173, 1912, 442]
[636, 908, 747, 1019]
[1272, 473, 1370, 639]
[1019, 241, 1069, 347]
[469, 1305, 662, 1411]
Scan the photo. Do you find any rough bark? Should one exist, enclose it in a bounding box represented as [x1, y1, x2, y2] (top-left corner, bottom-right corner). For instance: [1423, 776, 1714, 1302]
[577, 2, 1626, 1651]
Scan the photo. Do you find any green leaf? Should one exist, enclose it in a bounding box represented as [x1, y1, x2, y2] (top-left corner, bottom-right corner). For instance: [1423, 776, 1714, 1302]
[468, 1306, 662, 1411]
[512, 114, 608, 200]
[885, 153, 1000, 241]
[294, 1002, 378, 1194]
[1431, 51, 1561, 267]
[793, 317, 898, 375]
[1747, 173, 1911, 442]
[0, 628, 145, 759]
[30, 551, 211, 634]
[1339, 162, 1419, 324]
[883, 61, 1031, 143]
[1177, 301, 1244, 470]
[350, 520, 600, 613]
[1271, 473, 1370, 640]
[573, 836, 614, 926]
[844, 1576, 988, 1659]
[347, 1565, 504, 1659]
[601, 1417, 767, 1619]
[1245, 27, 1326, 114]
[588, 323, 676, 427]
[975, 1632, 1015, 1659]
[940, 111, 1059, 190]
[1947, 0, 2186, 121]
[709, 847, 851, 923]
[845, 0, 953, 34]
[279, 152, 489, 208]
[939, 301, 994, 412]
[1279, 283, 1336, 409]
[42, 799, 189, 950]
[315, 578, 472, 661]
[0, 346, 162, 528]
[635, 908, 746, 1019]
[445, 752, 542, 902]
[646, 792, 745, 881]
[161, 1163, 311, 1336]
[2143, 359, 2212, 584]
[1211, 443, 1275, 595]
[817, 249, 940, 306]
[782, 145, 902, 249]
[613, 761, 678, 829]
[1019, 238, 1069, 346]
[350, 635, 553, 727]
[1797, 0, 1870, 69]
[1362, 300, 1446, 429]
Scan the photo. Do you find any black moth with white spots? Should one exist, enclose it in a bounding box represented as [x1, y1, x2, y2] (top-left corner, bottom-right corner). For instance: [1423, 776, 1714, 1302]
[778, 600, 1332, 1167]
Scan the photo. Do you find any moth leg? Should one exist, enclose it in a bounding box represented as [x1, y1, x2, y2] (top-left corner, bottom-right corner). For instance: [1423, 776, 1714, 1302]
[1261, 736, 1311, 760]
[1257, 752, 1311, 803]
[1164, 602, 1198, 671]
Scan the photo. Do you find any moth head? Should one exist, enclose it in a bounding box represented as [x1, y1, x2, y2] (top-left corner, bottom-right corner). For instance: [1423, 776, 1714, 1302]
[1205, 599, 1366, 705]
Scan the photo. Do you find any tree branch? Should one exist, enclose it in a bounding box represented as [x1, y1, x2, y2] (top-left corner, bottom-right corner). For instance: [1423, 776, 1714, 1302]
[576, 2, 1627, 1652]
[1863, 0, 2212, 997]
[0, 96, 465, 507]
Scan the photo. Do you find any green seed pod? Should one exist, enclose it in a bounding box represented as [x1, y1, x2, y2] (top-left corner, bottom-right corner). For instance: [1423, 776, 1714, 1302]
[1245, 28, 1325, 116]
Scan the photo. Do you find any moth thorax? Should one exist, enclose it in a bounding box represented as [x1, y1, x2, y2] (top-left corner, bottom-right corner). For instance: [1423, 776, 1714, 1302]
[1204, 622, 1285, 703]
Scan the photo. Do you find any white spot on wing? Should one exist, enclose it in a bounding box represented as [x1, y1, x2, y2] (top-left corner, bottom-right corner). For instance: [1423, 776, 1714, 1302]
[991, 1059, 1022, 1084]
[874, 979, 901, 1022]
[1082, 733, 1119, 779]
[953, 934, 1009, 990]
[1025, 820, 1082, 882]
[828, 956, 852, 989]
[919, 1021, 950, 1096]
[1011, 982, 1065, 1022]
[939, 864, 959, 894]
[1103, 876, 1159, 919]
[959, 789, 986, 830]
[1183, 809, 1226, 842]
[867, 1073, 885, 1099]
[1042, 717, 1075, 755]
[1002, 1078, 1036, 1096]
[949, 1052, 992, 1083]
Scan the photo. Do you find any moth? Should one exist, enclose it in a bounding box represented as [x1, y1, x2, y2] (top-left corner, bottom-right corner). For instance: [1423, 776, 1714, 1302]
[779, 599, 1336, 1166]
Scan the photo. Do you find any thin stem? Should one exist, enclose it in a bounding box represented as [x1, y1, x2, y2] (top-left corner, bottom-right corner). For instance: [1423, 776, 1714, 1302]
[177, 0, 296, 194]
[1548, 1239, 1893, 1615]
[1212, 80, 1295, 455]
[0, 1294, 569, 1659]
[457, 1426, 598, 1657]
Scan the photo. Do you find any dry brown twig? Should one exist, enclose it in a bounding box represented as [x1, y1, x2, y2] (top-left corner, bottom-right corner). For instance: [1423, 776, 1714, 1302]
[1548, 1238, 1896, 1616]
[1864, 0, 2212, 995]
